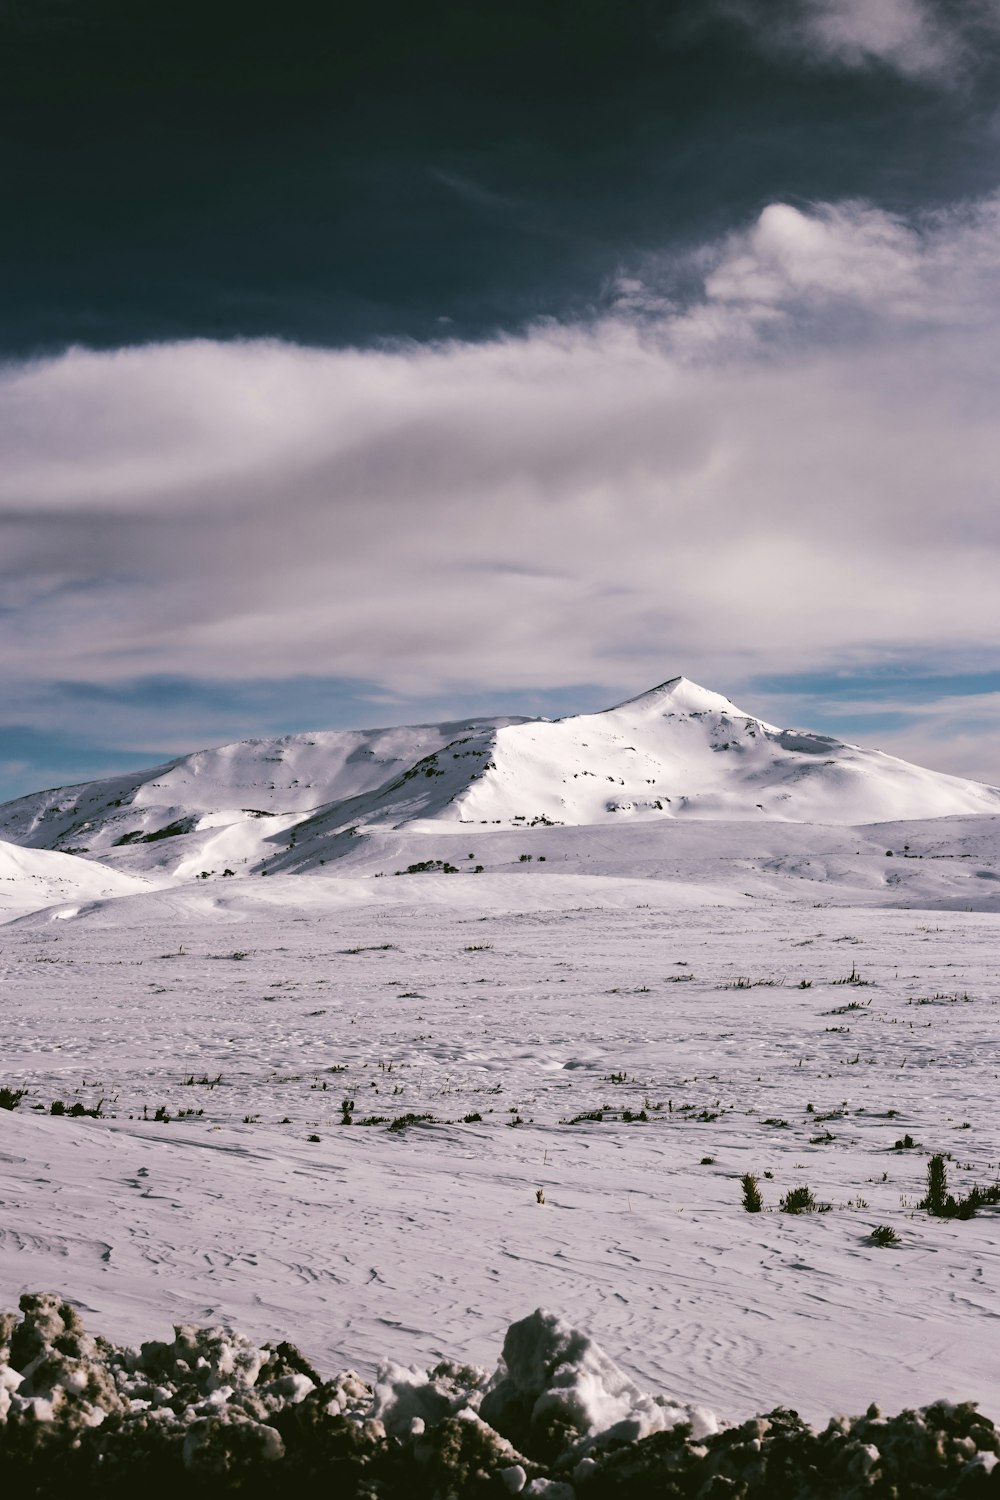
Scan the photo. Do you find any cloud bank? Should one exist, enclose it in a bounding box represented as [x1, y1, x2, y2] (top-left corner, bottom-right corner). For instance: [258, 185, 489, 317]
[3, 190, 1000, 779]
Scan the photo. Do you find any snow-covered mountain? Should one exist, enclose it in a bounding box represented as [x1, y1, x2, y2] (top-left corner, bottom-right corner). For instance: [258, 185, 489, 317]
[1, 677, 998, 879]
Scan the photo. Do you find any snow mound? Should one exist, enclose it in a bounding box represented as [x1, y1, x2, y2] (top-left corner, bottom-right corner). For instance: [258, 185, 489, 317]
[477, 1308, 718, 1457]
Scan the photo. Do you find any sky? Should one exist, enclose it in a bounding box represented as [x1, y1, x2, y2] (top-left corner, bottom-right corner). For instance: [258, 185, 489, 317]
[3, 0, 1000, 800]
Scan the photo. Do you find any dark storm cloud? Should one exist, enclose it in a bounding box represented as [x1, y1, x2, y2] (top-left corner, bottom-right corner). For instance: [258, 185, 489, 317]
[3, 1, 1000, 354]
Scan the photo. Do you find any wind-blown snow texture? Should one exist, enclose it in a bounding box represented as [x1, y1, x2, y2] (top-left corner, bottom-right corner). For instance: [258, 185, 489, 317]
[0, 678, 998, 1448]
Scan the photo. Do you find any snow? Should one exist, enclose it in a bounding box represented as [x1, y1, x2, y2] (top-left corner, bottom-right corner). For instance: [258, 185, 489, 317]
[2, 1292, 997, 1494]
[478, 1309, 718, 1451]
[0, 838, 150, 917]
[1, 678, 997, 884]
[0, 678, 998, 1434]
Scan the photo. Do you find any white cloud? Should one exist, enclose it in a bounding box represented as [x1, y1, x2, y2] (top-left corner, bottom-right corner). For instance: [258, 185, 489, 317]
[3, 190, 1000, 780]
[795, 0, 958, 76]
[713, 0, 1000, 81]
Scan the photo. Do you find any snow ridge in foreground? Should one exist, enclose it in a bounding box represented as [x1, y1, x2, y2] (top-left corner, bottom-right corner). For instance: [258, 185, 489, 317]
[2, 1293, 998, 1498]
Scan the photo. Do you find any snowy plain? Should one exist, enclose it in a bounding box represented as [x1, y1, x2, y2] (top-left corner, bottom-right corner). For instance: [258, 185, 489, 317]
[1, 679, 998, 1433]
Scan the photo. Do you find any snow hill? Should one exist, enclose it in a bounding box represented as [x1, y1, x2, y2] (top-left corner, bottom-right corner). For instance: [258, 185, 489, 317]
[0, 677, 998, 880]
[0, 839, 149, 916]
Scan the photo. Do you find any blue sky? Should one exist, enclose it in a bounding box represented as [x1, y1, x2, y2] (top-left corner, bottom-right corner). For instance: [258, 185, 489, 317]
[2, 1, 1000, 802]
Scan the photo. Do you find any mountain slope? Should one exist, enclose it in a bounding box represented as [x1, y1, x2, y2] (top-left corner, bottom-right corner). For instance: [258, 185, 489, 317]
[0, 715, 527, 874]
[0, 678, 997, 879]
[448, 677, 1000, 830]
[0, 840, 151, 916]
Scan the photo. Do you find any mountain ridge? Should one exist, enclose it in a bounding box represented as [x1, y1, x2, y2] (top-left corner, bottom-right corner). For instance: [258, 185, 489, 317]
[0, 679, 997, 879]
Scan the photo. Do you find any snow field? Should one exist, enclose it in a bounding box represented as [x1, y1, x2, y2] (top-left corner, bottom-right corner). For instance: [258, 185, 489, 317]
[1, 873, 999, 1427]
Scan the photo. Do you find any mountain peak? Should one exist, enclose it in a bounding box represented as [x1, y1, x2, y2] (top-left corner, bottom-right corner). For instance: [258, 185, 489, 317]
[605, 676, 764, 722]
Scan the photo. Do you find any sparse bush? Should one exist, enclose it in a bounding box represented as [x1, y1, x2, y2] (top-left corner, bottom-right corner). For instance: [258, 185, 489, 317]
[869, 1225, 900, 1247]
[741, 1173, 763, 1212]
[0, 1086, 26, 1110]
[780, 1185, 817, 1214]
[394, 860, 459, 875]
[833, 965, 871, 987]
[50, 1098, 103, 1119]
[920, 1153, 1000, 1220]
[387, 1112, 434, 1132]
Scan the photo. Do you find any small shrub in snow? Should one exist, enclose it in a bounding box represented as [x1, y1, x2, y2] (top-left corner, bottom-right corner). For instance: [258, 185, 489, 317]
[780, 1185, 817, 1214]
[833, 965, 871, 986]
[869, 1225, 901, 1247]
[741, 1174, 763, 1212]
[49, 1099, 103, 1119]
[387, 1112, 434, 1132]
[394, 860, 459, 875]
[0, 1088, 26, 1111]
[920, 1153, 1000, 1220]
